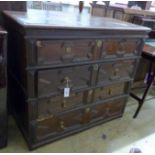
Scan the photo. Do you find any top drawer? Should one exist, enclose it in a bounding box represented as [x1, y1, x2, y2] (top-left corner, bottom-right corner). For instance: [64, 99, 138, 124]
[32, 38, 141, 66]
[36, 40, 96, 65]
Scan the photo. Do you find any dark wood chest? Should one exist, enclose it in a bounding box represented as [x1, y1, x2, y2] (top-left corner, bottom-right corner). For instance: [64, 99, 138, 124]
[0, 26, 7, 148]
[2, 10, 150, 149]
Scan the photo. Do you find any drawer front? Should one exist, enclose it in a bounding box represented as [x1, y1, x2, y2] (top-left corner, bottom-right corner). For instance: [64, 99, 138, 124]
[38, 91, 88, 117]
[91, 98, 126, 122]
[97, 60, 135, 84]
[36, 40, 96, 65]
[100, 39, 140, 58]
[94, 82, 128, 102]
[32, 108, 90, 141]
[38, 65, 92, 97]
[32, 97, 126, 142]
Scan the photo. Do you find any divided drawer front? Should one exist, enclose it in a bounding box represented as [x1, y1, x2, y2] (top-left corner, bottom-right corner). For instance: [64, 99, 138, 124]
[94, 82, 128, 102]
[36, 40, 96, 65]
[31, 97, 126, 142]
[33, 38, 140, 66]
[37, 91, 87, 117]
[97, 59, 135, 84]
[38, 65, 91, 97]
[32, 109, 84, 141]
[37, 82, 127, 118]
[100, 39, 141, 58]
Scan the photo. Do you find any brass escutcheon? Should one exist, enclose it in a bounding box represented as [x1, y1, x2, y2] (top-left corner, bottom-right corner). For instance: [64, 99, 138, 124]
[66, 47, 72, 53]
[96, 40, 102, 48]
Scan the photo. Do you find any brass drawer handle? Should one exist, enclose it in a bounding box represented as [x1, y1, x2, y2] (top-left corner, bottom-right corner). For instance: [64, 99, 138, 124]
[85, 107, 90, 113]
[109, 69, 120, 80]
[37, 114, 53, 122]
[64, 76, 72, 87]
[93, 64, 99, 71]
[88, 90, 93, 96]
[108, 88, 112, 95]
[113, 68, 119, 76]
[36, 41, 43, 48]
[61, 100, 67, 108]
[64, 76, 70, 81]
[60, 121, 65, 129]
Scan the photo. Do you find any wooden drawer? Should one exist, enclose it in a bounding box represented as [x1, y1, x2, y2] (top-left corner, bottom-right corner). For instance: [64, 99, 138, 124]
[93, 82, 128, 102]
[38, 65, 92, 97]
[37, 91, 88, 117]
[36, 40, 96, 65]
[97, 60, 135, 84]
[32, 108, 90, 141]
[91, 97, 126, 122]
[100, 39, 141, 58]
[31, 97, 125, 142]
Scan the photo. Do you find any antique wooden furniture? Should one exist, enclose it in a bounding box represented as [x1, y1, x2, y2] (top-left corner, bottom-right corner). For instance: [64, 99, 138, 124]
[132, 16, 155, 88]
[133, 16, 155, 38]
[2, 10, 150, 149]
[91, 3, 127, 20]
[0, 1, 26, 11]
[130, 41, 155, 118]
[0, 26, 7, 148]
[91, 3, 155, 23]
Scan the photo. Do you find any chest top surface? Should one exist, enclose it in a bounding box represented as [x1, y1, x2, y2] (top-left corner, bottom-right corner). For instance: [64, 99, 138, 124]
[3, 10, 151, 32]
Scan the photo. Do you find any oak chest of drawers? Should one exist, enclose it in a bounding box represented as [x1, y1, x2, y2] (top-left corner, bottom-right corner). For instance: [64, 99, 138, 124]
[2, 10, 150, 149]
[0, 26, 7, 148]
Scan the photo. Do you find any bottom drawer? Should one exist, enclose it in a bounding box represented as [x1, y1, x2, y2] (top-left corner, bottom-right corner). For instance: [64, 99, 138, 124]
[31, 97, 126, 142]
